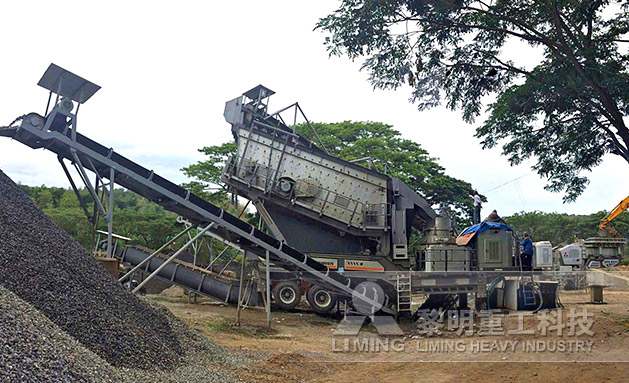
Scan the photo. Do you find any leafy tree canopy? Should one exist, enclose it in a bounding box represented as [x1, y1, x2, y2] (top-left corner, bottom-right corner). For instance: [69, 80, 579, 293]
[317, 0, 629, 202]
[182, 121, 480, 224]
[18, 185, 235, 265]
[505, 210, 629, 246]
[181, 142, 237, 205]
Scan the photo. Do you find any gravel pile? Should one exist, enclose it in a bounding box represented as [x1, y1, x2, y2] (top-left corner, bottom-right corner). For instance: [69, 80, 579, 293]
[0, 284, 240, 383]
[0, 285, 124, 383]
[0, 169, 265, 382]
[0, 169, 183, 370]
[124, 301, 254, 383]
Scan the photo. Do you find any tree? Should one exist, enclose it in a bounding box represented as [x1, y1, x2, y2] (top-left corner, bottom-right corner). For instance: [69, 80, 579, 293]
[181, 142, 236, 204]
[183, 121, 479, 224]
[317, 1, 629, 202]
[35, 188, 53, 210]
[299, 121, 477, 222]
[504, 210, 629, 249]
[58, 191, 80, 208]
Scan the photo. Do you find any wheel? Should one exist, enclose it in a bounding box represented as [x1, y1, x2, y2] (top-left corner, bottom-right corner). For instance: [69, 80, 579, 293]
[352, 281, 388, 314]
[307, 285, 337, 314]
[273, 281, 302, 310]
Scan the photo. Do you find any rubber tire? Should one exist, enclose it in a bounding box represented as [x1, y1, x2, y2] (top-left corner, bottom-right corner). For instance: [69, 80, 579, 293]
[273, 281, 302, 310]
[307, 285, 337, 314]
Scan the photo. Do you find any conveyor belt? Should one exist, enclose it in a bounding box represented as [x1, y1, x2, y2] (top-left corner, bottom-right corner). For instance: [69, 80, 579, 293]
[121, 246, 261, 306]
[0, 111, 390, 312]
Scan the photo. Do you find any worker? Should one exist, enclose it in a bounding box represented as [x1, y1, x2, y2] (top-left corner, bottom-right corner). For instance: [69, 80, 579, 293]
[485, 209, 504, 223]
[519, 232, 534, 271]
[473, 190, 482, 224]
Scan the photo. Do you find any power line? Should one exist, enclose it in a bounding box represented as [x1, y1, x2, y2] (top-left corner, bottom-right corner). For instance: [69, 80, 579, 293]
[484, 171, 534, 193]
[514, 179, 527, 209]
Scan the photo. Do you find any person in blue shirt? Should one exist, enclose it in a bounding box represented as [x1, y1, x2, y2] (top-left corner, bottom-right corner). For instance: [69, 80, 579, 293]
[519, 232, 534, 271]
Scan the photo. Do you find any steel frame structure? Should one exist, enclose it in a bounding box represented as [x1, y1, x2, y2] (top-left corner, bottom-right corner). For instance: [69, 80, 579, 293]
[0, 65, 391, 314]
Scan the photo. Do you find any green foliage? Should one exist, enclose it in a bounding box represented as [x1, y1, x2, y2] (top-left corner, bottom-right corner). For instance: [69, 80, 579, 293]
[18, 184, 628, 265]
[43, 207, 94, 247]
[182, 121, 478, 224]
[504, 210, 629, 245]
[18, 184, 182, 251]
[180, 142, 236, 204]
[18, 183, 254, 266]
[318, 1, 629, 202]
[296, 121, 477, 223]
[35, 188, 53, 209]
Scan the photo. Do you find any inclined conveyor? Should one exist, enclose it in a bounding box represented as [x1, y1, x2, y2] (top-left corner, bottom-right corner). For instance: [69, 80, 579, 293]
[0, 64, 393, 313]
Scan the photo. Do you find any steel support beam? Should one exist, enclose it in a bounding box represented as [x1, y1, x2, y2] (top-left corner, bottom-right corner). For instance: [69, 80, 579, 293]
[252, 200, 286, 242]
[70, 150, 108, 219]
[266, 250, 271, 328]
[58, 157, 92, 223]
[132, 223, 215, 293]
[118, 225, 194, 283]
[236, 253, 247, 326]
[107, 167, 115, 258]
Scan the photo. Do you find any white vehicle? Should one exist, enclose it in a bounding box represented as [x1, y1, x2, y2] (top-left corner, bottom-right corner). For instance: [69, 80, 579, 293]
[533, 241, 553, 269]
[554, 243, 584, 269]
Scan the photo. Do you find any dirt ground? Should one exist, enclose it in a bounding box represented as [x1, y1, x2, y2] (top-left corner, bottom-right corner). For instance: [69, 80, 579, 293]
[150, 289, 629, 383]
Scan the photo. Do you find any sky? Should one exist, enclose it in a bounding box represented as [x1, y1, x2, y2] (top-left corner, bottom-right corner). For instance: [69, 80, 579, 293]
[0, 1, 626, 216]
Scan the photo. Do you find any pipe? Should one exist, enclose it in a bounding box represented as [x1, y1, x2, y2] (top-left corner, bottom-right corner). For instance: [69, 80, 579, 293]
[265, 250, 271, 328]
[132, 223, 214, 293]
[122, 246, 262, 306]
[119, 225, 193, 283]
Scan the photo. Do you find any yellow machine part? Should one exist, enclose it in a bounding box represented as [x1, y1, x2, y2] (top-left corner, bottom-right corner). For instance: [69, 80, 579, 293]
[599, 195, 629, 237]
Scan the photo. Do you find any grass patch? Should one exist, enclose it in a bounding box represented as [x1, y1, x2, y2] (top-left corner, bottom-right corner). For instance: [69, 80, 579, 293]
[206, 316, 275, 337]
[612, 316, 629, 329]
[600, 311, 629, 330]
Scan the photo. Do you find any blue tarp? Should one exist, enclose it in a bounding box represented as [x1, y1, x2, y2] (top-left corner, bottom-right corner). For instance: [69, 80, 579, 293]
[460, 221, 513, 236]
[456, 221, 513, 246]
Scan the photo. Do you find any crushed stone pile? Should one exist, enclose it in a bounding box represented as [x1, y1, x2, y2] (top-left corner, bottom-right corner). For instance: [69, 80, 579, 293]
[160, 285, 188, 298]
[0, 169, 183, 370]
[0, 285, 124, 383]
[0, 169, 265, 382]
[0, 284, 244, 383]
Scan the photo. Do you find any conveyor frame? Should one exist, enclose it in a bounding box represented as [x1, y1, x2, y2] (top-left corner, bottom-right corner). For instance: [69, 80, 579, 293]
[0, 106, 392, 313]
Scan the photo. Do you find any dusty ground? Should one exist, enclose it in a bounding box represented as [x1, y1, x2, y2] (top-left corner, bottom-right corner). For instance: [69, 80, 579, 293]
[150, 289, 629, 383]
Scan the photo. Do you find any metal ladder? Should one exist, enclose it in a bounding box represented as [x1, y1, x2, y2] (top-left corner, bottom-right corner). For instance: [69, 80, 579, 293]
[520, 275, 538, 308]
[396, 272, 412, 315]
[522, 285, 537, 307]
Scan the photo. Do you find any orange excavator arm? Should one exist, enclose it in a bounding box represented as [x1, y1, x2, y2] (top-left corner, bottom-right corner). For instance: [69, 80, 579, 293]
[599, 195, 629, 237]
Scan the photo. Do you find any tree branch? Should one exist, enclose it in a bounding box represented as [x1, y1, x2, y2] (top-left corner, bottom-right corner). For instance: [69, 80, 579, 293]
[573, 101, 629, 161]
[557, 10, 586, 48]
[546, 0, 629, 145]
[455, 3, 564, 51]
[594, 119, 629, 161]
